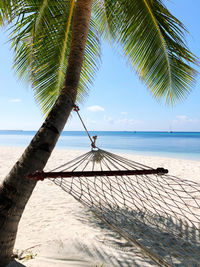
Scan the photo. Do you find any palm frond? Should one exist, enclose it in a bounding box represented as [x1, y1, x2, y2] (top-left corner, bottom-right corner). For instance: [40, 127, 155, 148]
[77, 17, 101, 104]
[4, 0, 101, 115]
[0, 0, 26, 26]
[0, 0, 12, 26]
[1, 0, 198, 109]
[94, 0, 198, 105]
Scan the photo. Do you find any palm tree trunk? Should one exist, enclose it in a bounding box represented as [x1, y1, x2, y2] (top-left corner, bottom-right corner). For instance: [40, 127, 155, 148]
[0, 0, 93, 265]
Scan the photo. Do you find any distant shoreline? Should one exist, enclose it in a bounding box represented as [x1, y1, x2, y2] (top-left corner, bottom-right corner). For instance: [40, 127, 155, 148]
[1, 130, 200, 133]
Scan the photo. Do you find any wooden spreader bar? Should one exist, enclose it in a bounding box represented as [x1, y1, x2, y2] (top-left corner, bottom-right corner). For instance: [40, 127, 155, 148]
[27, 168, 168, 181]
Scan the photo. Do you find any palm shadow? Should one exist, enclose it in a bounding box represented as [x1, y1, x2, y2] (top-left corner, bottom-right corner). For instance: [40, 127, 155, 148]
[80, 206, 200, 267]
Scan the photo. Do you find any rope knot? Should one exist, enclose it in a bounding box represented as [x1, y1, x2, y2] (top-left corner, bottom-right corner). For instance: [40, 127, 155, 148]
[73, 104, 80, 112]
[91, 135, 97, 148]
[27, 171, 45, 181]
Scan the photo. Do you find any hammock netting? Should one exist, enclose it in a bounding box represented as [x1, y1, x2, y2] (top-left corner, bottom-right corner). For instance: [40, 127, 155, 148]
[30, 149, 200, 266]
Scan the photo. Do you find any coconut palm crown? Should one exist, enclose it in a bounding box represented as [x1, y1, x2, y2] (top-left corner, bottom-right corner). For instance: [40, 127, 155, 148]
[0, 0, 198, 114]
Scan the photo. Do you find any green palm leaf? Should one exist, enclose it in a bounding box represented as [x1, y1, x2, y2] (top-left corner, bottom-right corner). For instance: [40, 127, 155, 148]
[0, 0, 198, 111]
[2, 0, 101, 115]
[94, 0, 198, 105]
[0, 0, 13, 25]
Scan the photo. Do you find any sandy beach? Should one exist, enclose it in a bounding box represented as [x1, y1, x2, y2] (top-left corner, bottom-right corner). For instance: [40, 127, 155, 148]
[0, 146, 200, 266]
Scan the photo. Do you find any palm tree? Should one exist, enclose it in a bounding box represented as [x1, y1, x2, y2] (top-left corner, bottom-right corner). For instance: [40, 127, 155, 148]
[0, 0, 198, 265]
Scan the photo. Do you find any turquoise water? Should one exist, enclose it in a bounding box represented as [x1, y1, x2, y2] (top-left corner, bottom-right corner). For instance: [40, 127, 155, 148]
[0, 131, 200, 160]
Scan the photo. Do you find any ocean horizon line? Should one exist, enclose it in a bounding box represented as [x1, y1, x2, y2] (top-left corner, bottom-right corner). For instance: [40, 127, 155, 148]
[1, 130, 200, 133]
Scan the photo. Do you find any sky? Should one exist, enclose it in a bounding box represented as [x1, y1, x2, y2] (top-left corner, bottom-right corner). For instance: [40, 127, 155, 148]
[0, 0, 200, 132]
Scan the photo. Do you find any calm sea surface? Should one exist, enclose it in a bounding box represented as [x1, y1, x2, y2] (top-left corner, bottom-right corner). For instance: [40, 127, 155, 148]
[0, 131, 200, 160]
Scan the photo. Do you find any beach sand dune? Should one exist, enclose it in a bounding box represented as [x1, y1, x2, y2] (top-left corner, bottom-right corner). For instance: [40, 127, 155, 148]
[1, 147, 200, 266]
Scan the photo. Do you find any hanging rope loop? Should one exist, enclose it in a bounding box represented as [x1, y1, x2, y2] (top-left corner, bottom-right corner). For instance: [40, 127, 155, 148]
[73, 104, 97, 149]
[73, 104, 80, 112]
[91, 135, 97, 148]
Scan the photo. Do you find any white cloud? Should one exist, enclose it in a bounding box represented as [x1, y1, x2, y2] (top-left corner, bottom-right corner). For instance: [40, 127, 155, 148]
[10, 98, 21, 103]
[87, 105, 104, 112]
[173, 115, 198, 124]
[103, 115, 142, 129]
[121, 112, 127, 115]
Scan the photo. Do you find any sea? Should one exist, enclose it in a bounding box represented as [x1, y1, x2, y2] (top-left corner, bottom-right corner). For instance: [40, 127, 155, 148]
[0, 130, 200, 160]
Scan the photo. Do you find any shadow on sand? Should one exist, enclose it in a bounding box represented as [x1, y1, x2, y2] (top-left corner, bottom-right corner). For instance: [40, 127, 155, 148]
[80, 206, 200, 266]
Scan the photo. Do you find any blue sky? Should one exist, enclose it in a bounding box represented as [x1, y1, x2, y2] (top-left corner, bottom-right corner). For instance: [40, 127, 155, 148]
[0, 0, 200, 131]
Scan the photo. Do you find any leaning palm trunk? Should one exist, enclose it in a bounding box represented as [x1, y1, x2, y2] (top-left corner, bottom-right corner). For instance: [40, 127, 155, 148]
[0, 0, 93, 265]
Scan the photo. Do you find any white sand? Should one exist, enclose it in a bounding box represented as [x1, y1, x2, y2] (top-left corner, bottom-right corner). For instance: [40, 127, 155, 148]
[0, 146, 200, 266]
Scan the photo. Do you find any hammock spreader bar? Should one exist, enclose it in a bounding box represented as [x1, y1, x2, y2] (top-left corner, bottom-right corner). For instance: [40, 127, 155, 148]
[27, 168, 168, 181]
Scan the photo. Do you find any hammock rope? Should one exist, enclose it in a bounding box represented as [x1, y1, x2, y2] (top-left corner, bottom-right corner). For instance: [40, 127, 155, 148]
[27, 106, 200, 267]
[73, 104, 97, 148]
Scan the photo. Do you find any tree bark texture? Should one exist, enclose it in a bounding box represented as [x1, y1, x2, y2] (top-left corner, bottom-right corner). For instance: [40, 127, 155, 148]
[0, 0, 93, 265]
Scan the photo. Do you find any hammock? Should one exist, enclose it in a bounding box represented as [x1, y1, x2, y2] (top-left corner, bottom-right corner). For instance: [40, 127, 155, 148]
[27, 106, 200, 267]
